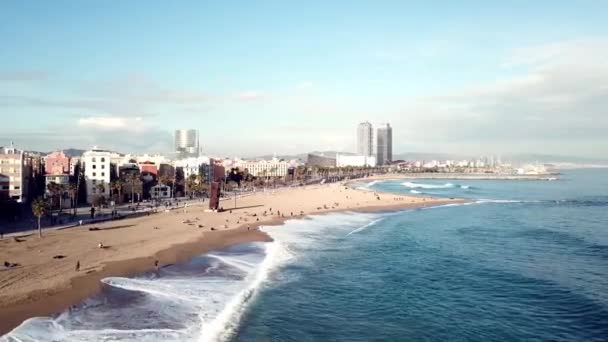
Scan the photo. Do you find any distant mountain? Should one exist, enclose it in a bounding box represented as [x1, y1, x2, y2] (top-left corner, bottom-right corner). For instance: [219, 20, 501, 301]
[250, 151, 352, 161]
[61, 148, 86, 157]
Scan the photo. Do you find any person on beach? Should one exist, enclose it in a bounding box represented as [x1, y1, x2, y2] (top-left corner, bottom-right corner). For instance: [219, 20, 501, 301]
[90, 207, 95, 219]
[75, 260, 80, 272]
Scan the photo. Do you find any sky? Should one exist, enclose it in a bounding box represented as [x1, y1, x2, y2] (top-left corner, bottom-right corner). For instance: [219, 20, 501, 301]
[1, 0, 607, 158]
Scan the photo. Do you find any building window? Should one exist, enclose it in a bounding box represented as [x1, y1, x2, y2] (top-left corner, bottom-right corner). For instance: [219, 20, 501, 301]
[101, 172, 105, 177]
[101, 164, 105, 169]
[92, 179, 96, 184]
[101, 157, 105, 162]
[93, 172, 96, 177]
[92, 164, 97, 169]
[13, 186, 20, 190]
[92, 157, 96, 162]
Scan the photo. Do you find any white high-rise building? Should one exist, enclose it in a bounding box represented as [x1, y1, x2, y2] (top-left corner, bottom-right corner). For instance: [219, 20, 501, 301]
[376, 123, 393, 165]
[82, 147, 113, 204]
[357, 121, 373, 157]
[174, 129, 199, 158]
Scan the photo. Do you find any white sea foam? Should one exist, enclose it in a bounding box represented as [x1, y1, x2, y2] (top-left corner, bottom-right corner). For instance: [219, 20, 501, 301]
[1, 242, 279, 342]
[346, 218, 385, 236]
[410, 190, 422, 194]
[475, 199, 523, 204]
[357, 180, 385, 191]
[460, 185, 470, 189]
[402, 181, 454, 189]
[200, 241, 291, 342]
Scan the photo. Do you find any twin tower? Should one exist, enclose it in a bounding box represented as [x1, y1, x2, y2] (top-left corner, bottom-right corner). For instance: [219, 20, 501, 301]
[357, 122, 392, 165]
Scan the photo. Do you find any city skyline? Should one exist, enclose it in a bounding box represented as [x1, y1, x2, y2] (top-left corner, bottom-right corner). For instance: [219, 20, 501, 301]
[1, 1, 607, 158]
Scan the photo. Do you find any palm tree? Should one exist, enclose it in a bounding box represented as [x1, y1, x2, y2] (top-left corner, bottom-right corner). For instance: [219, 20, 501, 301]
[67, 183, 78, 217]
[185, 174, 197, 197]
[32, 197, 48, 238]
[111, 179, 124, 204]
[127, 173, 140, 203]
[47, 182, 59, 210]
[95, 181, 106, 209]
[57, 183, 66, 213]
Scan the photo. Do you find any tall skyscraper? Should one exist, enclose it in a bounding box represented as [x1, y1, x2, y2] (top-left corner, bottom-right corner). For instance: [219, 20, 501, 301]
[174, 129, 199, 158]
[376, 123, 393, 165]
[357, 121, 373, 157]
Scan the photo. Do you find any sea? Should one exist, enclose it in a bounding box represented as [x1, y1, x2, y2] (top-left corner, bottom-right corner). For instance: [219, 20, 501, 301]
[2, 168, 608, 342]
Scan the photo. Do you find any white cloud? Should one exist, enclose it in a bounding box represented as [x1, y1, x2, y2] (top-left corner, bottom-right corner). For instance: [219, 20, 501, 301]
[392, 39, 608, 156]
[235, 90, 266, 101]
[296, 81, 314, 89]
[78, 116, 149, 133]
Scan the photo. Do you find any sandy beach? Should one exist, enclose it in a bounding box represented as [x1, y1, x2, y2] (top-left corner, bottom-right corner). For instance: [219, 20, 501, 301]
[0, 183, 462, 334]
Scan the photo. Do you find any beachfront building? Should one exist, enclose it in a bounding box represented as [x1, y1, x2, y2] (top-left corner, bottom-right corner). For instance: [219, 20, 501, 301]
[43, 151, 72, 208]
[150, 183, 172, 200]
[357, 121, 374, 157]
[174, 156, 211, 180]
[44, 151, 71, 186]
[139, 161, 158, 176]
[306, 153, 337, 168]
[82, 147, 113, 204]
[376, 123, 393, 165]
[0, 143, 32, 203]
[240, 158, 289, 178]
[336, 154, 377, 167]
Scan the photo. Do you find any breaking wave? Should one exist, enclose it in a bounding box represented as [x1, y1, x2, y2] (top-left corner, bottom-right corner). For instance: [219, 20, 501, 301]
[2, 242, 289, 342]
[402, 181, 454, 189]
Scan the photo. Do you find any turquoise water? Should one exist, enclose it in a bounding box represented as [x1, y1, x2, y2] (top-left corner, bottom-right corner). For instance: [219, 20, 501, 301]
[3, 169, 608, 341]
[235, 169, 608, 341]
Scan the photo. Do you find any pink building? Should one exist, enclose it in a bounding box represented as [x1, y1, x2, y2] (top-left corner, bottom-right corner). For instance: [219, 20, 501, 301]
[44, 151, 71, 208]
[44, 151, 71, 176]
[139, 161, 158, 176]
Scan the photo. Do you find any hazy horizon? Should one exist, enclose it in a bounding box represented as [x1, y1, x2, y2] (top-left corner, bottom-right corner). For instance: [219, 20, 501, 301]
[1, 1, 607, 158]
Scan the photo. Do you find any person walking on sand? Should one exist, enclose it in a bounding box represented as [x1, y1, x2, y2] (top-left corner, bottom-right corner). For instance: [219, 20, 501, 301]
[75, 260, 80, 272]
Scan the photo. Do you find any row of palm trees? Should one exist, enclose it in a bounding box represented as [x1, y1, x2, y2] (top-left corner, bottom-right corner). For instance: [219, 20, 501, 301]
[46, 181, 78, 216]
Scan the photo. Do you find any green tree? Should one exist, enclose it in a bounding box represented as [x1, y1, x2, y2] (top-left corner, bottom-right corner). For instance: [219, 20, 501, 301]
[31, 197, 48, 238]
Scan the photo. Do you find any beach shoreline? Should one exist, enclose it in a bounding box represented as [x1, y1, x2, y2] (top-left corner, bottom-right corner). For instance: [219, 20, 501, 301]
[0, 183, 462, 335]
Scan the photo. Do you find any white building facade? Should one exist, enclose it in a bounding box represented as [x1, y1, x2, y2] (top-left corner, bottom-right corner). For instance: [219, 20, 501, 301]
[175, 156, 210, 180]
[241, 159, 289, 177]
[83, 148, 113, 204]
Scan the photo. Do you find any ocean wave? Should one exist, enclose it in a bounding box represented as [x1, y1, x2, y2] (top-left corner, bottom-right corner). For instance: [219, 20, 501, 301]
[200, 242, 291, 342]
[346, 218, 385, 236]
[475, 199, 524, 204]
[402, 181, 454, 189]
[410, 190, 422, 194]
[2, 242, 281, 342]
[460, 185, 471, 189]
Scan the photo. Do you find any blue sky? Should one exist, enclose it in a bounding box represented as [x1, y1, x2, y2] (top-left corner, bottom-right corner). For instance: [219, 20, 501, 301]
[1, 0, 607, 157]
